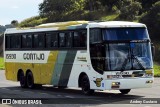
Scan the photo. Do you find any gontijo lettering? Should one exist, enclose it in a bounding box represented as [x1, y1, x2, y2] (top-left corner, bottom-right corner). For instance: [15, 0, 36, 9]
[23, 53, 45, 60]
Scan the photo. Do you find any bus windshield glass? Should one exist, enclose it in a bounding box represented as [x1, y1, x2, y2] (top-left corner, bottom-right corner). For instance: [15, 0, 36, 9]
[89, 28, 153, 72]
[105, 42, 153, 71]
[103, 28, 149, 41]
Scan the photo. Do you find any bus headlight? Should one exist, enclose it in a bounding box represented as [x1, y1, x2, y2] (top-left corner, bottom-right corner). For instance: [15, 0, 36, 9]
[111, 82, 120, 88]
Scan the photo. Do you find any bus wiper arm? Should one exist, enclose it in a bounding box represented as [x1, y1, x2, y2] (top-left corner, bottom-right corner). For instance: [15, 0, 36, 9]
[131, 55, 145, 70]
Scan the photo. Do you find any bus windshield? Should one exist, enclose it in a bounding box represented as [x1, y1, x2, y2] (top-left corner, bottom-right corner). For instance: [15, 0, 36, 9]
[103, 28, 149, 41]
[105, 42, 153, 71]
[90, 28, 153, 72]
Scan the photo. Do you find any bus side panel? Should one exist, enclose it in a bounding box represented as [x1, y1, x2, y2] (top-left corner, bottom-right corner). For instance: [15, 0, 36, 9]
[40, 51, 59, 84]
[67, 51, 97, 88]
[50, 51, 77, 87]
[5, 62, 16, 81]
[51, 51, 67, 86]
[32, 63, 41, 84]
[58, 51, 77, 86]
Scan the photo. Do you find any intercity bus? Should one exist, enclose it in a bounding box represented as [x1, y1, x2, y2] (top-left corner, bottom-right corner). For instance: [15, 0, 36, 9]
[4, 21, 154, 95]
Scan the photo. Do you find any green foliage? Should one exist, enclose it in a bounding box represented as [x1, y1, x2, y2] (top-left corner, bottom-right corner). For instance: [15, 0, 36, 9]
[119, 0, 142, 20]
[140, 1, 160, 40]
[135, 0, 159, 12]
[39, 0, 107, 22]
[19, 16, 47, 27]
[0, 57, 4, 70]
[101, 14, 119, 21]
[152, 42, 160, 63]
[154, 63, 160, 77]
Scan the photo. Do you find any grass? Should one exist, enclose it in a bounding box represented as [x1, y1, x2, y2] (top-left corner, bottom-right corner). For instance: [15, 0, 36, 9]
[0, 57, 4, 70]
[153, 63, 160, 77]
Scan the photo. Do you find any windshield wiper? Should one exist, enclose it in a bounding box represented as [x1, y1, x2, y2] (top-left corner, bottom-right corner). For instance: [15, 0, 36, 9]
[121, 54, 145, 71]
[131, 54, 145, 70]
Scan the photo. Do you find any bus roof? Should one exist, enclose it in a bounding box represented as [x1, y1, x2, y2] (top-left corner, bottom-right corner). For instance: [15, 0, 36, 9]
[5, 21, 146, 34]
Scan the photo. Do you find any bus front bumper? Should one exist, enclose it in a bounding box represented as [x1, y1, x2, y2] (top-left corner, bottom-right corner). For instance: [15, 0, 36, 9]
[104, 77, 154, 90]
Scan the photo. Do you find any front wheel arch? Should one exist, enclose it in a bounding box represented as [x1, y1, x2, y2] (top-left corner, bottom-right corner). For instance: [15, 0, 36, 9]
[80, 74, 94, 95]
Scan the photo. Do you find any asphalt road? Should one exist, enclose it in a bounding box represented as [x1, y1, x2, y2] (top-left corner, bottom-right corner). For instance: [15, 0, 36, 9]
[0, 70, 159, 107]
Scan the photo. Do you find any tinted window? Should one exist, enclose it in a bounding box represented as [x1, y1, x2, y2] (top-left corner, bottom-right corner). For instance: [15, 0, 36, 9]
[5, 36, 10, 49]
[103, 28, 149, 40]
[90, 29, 102, 44]
[22, 34, 32, 48]
[59, 33, 65, 47]
[10, 35, 21, 48]
[73, 30, 87, 47]
[33, 34, 45, 48]
[46, 33, 58, 48]
[65, 32, 72, 47]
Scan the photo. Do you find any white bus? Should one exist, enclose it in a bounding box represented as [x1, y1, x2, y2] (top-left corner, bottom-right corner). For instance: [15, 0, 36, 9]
[4, 21, 154, 95]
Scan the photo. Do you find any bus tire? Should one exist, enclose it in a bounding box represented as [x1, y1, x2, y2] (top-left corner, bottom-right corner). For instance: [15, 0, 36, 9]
[81, 75, 94, 95]
[119, 89, 131, 94]
[26, 72, 34, 89]
[19, 71, 27, 88]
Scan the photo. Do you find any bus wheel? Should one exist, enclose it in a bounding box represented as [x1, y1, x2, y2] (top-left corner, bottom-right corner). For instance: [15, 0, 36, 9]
[119, 89, 131, 94]
[81, 75, 94, 95]
[26, 72, 34, 89]
[19, 72, 27, 88]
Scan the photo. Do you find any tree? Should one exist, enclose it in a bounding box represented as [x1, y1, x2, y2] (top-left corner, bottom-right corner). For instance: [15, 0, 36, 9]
[19, 16, 47, 27]
[39, 0, 79, 22]
[11, 20, 18, 27]
[140, 1, 160, 62]
[140, 1, 160, 40]
[135, 0, 159, 12]
[100, 0, 121, 11]
[119, 0, 142, 20]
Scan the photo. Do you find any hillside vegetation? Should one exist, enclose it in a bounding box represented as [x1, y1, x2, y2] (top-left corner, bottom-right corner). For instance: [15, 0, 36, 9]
[19, 0, 160, 61]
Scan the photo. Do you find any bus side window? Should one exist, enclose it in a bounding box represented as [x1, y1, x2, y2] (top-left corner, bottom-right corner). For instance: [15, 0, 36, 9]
[46, 33, 58, 48]
[33, 33, 45, 48]
[22, 34, 32, 48]
[90, 29, 102, 44]
[5, 35, 10, 49]
[59, 33, 65, 47]
[73, 30, 87, 48]
[10, 35, 21, 49]
[65, 32, 72, 47]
